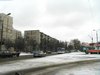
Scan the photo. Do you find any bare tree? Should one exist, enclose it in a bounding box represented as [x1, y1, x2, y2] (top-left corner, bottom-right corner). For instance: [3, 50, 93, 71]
[26, 39, 38, 52]
[71, 39, 81, 51]
[14, 37, 25, 52]
[4, 39, 14, 50]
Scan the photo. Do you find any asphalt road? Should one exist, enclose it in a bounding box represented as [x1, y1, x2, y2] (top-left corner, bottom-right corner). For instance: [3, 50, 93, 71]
[1, 52, 100, 75]
[0, 55, 33, 63]
[0, 53, 57, 63]
[26, 60, 100, 75]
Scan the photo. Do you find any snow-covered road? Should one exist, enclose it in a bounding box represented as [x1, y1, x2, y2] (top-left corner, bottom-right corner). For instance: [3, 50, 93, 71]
[39, 61, 100, 75]
[1, 52, 100, 75]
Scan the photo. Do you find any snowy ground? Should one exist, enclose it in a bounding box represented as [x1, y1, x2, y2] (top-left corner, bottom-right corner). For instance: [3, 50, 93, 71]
[39, 61, 100, 75]
[20, 52, 32, 56]
[1, 52, 100, 74]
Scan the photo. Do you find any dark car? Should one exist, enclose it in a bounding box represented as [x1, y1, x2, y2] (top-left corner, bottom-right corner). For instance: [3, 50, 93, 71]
[33, 50, 46, 57]
[0, 50, 20, 58]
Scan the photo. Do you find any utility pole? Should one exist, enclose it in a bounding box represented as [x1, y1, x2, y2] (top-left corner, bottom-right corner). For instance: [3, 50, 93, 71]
[96, 31, 98, 43]
[93, 30, 99, 43]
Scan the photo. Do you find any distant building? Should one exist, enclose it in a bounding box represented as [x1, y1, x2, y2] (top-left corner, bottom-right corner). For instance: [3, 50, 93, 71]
[24, 30, 58, 51]
[24, 30, 41, 44]
[24, 30, 57, 44]
[0, 13, 22, 47]
[0, 13, 13, 40]
[11, 29, 22, 42]
[81, 42, 90, 47]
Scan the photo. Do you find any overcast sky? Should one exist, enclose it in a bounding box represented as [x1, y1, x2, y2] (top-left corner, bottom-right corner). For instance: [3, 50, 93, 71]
[0, 0, 100, 43]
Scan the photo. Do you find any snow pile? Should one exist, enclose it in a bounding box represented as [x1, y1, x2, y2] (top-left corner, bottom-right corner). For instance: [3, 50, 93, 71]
[20, 52, 32, 56]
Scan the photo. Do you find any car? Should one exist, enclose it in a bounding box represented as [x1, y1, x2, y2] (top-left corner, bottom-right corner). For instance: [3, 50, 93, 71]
[33, 50, 46, 57]
[57, 50, 65, 54]
[0, 50, 20, 58]
[57, 48, 65, 54]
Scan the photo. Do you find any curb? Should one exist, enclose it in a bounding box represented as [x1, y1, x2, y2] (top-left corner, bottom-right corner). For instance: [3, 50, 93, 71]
[3, 59, 100, 75]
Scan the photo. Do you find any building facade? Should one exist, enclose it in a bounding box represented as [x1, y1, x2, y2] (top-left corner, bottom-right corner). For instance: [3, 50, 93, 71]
[0, 13, 22, 50]
[24, 30, 41, 44]
[24, 30, 57, 44]
[24, 30, 58, 51]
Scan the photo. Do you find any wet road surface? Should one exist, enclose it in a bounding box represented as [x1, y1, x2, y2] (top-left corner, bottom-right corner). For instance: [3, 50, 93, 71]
[1, 52, 100, 75]
[26, 61, 100, 75]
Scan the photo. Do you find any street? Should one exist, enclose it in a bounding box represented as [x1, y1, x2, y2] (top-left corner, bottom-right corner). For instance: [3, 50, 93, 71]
[0, 52, 58, 63]
[26, 60, 100, 75]
[1, 52, 100, 75]
[1, 0, 100, 75]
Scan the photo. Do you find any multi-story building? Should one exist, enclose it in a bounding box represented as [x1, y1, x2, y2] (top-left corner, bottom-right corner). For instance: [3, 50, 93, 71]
[24, 30, 41, 44]
[0, 13, 13, 40]
[11, 29, 22, 42]
[24, 30, 58, 51]
[0, 13, 22, 50]
[24, 30, 57, 44]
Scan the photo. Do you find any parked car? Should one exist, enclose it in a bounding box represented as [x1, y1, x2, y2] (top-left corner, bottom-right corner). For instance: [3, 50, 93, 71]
[57, 48, 65, 54]
[57, 50, 65, 54]
[46, 51, 52, 54]
[33, 50, 46, 57]
[0, 50, 20, 58]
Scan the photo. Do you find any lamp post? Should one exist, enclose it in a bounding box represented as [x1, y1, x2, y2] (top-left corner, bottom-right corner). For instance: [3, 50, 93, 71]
[0, 13, 11, 50]
[93, 29, 99, 43]
[96, 31, 98, 43]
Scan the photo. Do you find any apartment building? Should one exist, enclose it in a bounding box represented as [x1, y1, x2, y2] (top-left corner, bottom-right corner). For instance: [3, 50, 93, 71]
[11, 29, 22, 42]
[24, 30, 58, 51]
[0, 13, 22, 43]
[24, 30, 57, 44]
[24, 30, 41, 44]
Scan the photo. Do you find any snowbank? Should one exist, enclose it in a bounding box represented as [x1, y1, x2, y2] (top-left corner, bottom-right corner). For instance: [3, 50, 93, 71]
[20, 52, 32, 56]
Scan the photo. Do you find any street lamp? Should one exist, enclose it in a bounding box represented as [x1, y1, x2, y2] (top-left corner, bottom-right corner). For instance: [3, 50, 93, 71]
[93, 29, 99, 43]
[0, 13, 11, 50]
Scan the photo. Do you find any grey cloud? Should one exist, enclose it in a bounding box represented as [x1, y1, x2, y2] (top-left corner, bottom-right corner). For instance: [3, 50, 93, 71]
[38, 12, 90, 30]
[90, 0, 100, 23]
[12, 0, 91, 30]
[1, 0, 100, 42]
[36, 0, 91, 29]
[12, 0, 40, 29]
[47, 0, 89, 15]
